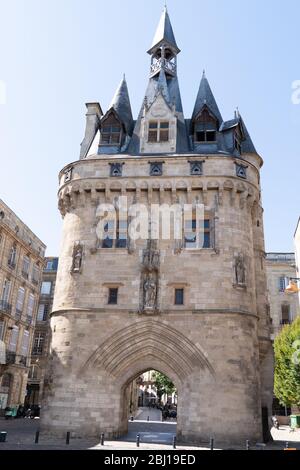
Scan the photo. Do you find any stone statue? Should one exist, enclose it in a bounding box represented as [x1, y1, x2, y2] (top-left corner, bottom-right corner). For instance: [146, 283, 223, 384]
[235, 255, 246, 285]
[71, 243, 83, 273]
[144, 273, 157, 310]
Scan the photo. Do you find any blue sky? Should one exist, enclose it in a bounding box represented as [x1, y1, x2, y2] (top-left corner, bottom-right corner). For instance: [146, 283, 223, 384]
[0, 0, 299, 255]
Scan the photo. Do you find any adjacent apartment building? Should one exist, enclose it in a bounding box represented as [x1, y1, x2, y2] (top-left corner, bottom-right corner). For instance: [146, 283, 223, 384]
[0, 199, 46, 412]
[266, 253, 300, 340]
[26, 257, 58, 406]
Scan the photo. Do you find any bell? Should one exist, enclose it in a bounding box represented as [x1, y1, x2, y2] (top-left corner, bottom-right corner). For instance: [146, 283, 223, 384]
[285, 280, 300, 294]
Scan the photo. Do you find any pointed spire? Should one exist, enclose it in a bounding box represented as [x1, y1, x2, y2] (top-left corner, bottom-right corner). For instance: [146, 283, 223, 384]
[238, 113, 257, 154]
[192, 73, 223, 125]
[109, 75, 133, 134]
[148, 6, 180, 54]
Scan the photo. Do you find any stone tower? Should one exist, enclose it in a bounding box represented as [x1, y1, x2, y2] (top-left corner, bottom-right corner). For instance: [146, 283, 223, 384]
[41, 8, 273, 444]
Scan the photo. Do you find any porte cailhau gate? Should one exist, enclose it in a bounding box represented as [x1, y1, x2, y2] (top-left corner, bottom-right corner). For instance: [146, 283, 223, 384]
[41, 8, 273, 444]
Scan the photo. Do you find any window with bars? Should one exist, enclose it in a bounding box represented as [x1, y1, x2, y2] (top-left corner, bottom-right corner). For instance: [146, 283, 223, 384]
[175, 289, 184, 306]
[32, 333, 45, 355]
[148, 121, 169, 143]
[37, 304, 49, 322]
[184, 217, 212, 249]
[108, 288, 118, 305]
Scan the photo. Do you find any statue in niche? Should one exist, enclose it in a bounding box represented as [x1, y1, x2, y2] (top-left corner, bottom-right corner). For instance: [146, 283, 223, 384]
[143, 239, 160, 271]
[143, 273, 157, 310]
[235, 255, 246, 285]
[71, 243, 83, 273]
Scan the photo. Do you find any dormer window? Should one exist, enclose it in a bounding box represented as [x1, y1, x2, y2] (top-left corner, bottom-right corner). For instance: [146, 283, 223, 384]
[148, 121, 169, 143]
[100, 113, 122, 146]
[194, 109, 217, 143]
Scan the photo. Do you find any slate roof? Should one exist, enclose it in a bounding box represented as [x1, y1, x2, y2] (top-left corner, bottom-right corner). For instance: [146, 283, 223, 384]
[108, 75, 134, 135]
[148, 6, 180, 54]
[192, 72, 223, 125]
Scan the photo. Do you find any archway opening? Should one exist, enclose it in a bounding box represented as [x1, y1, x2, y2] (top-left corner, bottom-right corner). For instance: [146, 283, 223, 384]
[121, 369, 178, 445]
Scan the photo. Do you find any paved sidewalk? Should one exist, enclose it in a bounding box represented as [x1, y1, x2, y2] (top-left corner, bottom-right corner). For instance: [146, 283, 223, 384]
[0, 418, 299, 450]
[134, 407, 162, 422]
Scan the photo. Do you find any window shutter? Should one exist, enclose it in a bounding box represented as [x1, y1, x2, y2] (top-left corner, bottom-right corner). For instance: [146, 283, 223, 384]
[9, 326, 19, 352]
[21, 330, 30, 356]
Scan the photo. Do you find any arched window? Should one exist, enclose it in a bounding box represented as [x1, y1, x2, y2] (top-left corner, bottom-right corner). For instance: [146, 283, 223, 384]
[100, 113, 122, 145]
[193, 108, 217, 143]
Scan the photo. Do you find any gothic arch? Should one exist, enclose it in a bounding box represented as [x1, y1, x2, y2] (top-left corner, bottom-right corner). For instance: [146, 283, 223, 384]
[79, 319, 215, 382]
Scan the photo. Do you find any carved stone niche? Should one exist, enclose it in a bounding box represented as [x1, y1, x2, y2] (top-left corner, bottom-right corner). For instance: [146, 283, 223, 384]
[140, 239, 160, 315]
[71, 242, 83, 274]
[233, 254, 247, 288]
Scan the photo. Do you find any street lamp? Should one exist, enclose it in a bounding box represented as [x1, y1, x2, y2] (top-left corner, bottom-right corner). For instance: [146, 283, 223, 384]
[285, 278, 300, 294]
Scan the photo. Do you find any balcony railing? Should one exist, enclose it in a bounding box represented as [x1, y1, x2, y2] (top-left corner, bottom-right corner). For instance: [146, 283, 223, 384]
[0, 300, 12, 314]
[26, 315, 33, 325]
[32, 278, 39, 286]
[21, 271, 29, 279]
[7, 259, 16, 269]
[15, 310, 22, 320]
[5, 351, 16, 364]
[19, 356, 28, 367]
[280, 320, 291, 326]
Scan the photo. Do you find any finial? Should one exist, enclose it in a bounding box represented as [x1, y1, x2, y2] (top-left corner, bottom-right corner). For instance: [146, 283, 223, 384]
[123, 73, 126, 81]
[202, 69, 206, 78]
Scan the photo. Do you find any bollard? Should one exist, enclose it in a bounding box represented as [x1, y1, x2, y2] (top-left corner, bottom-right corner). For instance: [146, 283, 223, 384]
[173, 435, 177, 449]
[286, 441, 289, 449]
[136, 434, 140, 448]
[66, 432, 70, 445]
[35, 431, 40, 444]
[246, 440, 250, 451]
[130, 416, 134, 422]
[100, 433, 105, 446]
[210, 438, 214, 451]
[147, 416, 150, 422]
[0, 432, 7, 443]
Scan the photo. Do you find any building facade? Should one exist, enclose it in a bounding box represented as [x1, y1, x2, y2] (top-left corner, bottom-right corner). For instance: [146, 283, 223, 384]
[41, 8, 273, 444]
[266, 253, 300, 339]
[0, 199, 45, 412]
[26, 257, 58, 407]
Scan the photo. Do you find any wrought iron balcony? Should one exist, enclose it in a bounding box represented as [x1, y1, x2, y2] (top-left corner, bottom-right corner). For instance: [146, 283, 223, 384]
[19, 355, 28, 367]
[7, 259, 16, 269]
[5, 351, 16, 364]
[26, 315, 33, 325]
[21, 270, 29, 279]
[15, 310, 22, 320]
[0, 300, 12, 314]
[280, 320, 291, 326]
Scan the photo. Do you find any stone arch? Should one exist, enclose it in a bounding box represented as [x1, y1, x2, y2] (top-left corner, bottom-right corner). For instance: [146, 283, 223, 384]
[109, 181, 123, 192]
[80, 319, 215, 382]
[176, 180, 188, 190]
[207, 180, 220, 190]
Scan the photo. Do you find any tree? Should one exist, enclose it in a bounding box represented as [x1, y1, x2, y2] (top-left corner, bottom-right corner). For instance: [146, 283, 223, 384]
[153, 372, 176, 401]
[274, 317, 300, 409]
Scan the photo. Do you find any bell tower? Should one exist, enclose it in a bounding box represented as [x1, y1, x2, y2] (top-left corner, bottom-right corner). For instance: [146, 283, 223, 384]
[147, 6, 180, 78]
